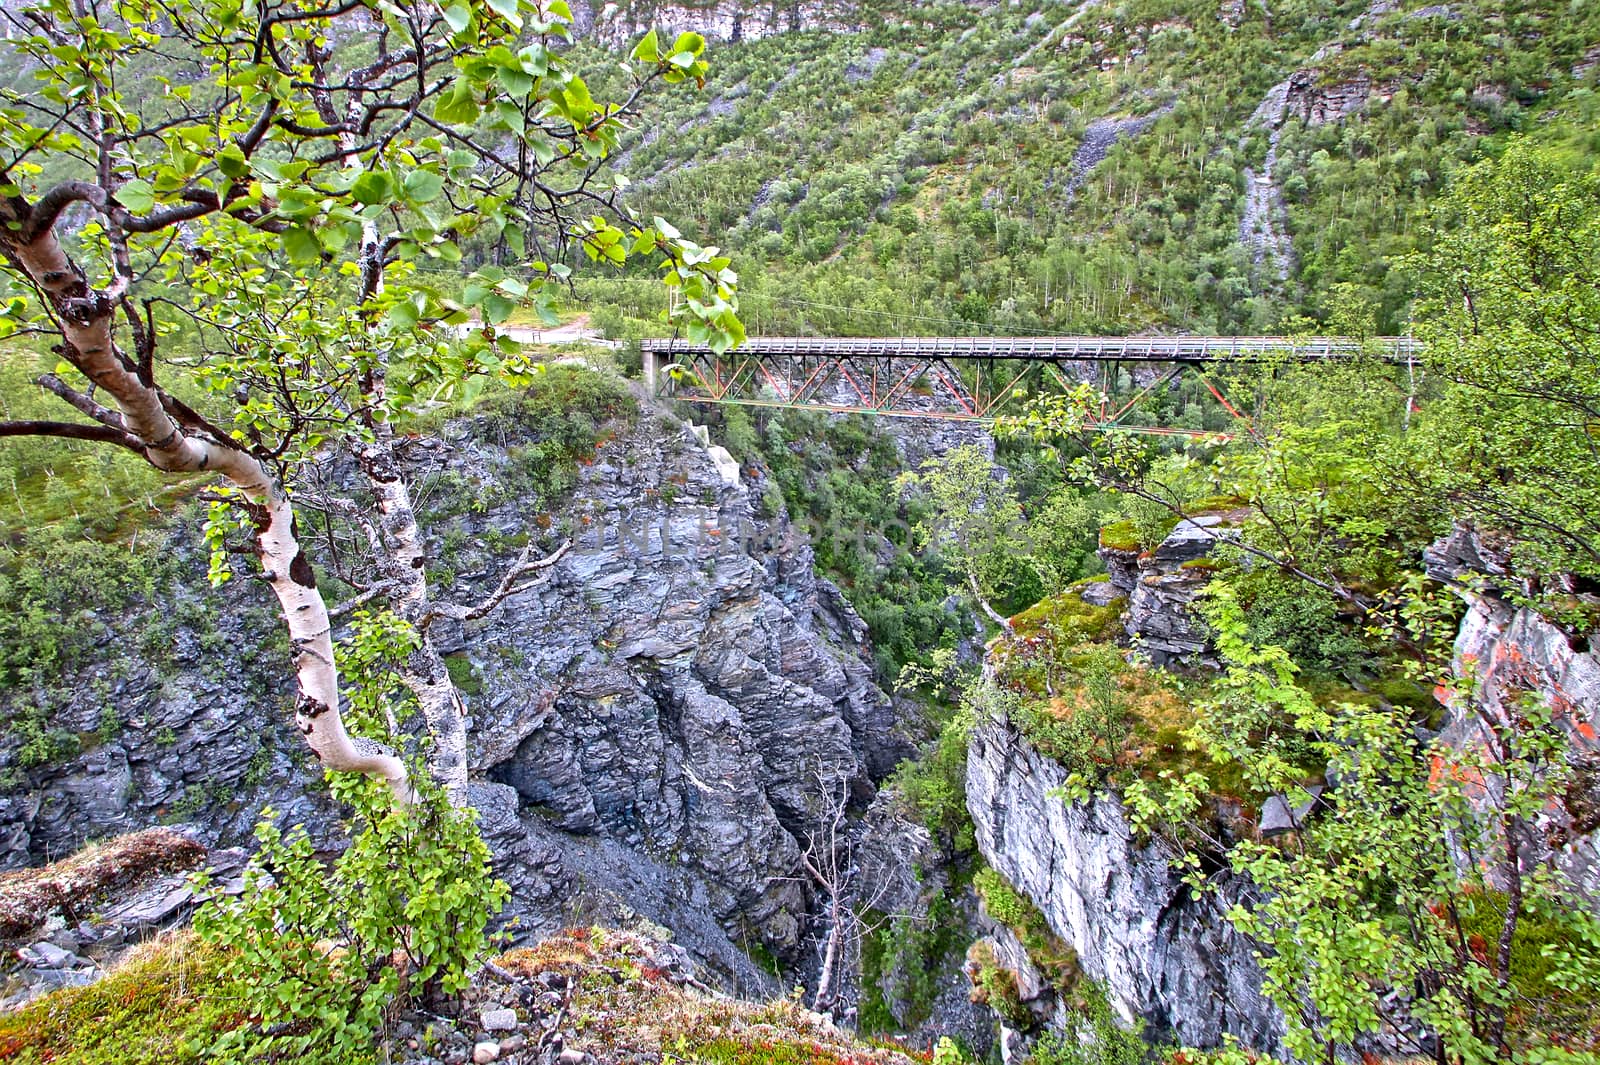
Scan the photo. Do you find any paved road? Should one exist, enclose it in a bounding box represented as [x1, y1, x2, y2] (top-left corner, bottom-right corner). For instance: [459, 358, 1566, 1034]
[457, 313, 619, 348]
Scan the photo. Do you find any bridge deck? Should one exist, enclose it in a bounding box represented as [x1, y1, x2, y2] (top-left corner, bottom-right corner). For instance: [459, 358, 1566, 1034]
[641, 335, 1421, 362]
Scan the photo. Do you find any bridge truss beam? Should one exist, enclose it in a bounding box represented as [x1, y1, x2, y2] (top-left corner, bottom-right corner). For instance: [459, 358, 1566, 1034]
[641, 336, 1419, 434]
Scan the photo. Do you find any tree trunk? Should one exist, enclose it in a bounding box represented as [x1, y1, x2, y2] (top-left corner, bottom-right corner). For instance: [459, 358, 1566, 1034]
[351, 434, 471, 798]
[0, 223, 408, 800]
[812, 892, 844, 1015]
[968, 568, 1013, 631]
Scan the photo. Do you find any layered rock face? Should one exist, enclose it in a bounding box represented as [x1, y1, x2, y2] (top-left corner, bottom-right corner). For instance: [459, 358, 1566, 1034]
[1426, 528, 1600, 898]
[1101, 514, 1240, 665]
[425, 402, 912, 952]
[0, 383, 911, 977]
[0, 572, 335, 866]
[965, 711, 1286, 1055]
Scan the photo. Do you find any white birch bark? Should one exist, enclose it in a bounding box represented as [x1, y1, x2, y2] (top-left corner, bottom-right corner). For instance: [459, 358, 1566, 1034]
[0, 224, 410, 800]
[351, 433, 471, 797]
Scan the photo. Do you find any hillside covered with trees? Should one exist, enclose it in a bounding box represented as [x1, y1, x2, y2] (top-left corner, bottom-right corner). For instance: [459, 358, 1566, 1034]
[579, 0, 1600, 339]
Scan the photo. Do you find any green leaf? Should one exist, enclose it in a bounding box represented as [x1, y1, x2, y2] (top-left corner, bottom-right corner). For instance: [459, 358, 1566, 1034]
[496, 65, 534, 98]
[669, 31, 706, 57]
[216, 143, 250, 180]
[484, 0, 521, 28]
[117, 178, 154, 213]
[387, 298, 421, 330]
[482, 293, 515, 326]
[441, 1, 471, 32]
[282, 226, 321, 264]
[350, 171, 396, 206]
[434, 81, 480, 125]
[403, 170, 445, 203]
[630, 29, 659, 63]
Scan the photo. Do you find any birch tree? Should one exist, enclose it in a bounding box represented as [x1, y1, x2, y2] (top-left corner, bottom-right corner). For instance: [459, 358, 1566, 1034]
[0, 0, 740, 797]
[897, 444, 1023, 630]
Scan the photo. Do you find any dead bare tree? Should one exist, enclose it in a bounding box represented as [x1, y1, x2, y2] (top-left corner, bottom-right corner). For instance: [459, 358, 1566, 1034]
[795, 767, 894, 1017]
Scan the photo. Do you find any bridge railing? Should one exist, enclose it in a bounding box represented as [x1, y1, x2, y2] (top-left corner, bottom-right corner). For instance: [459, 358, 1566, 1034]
[640, 335, 1422, 363]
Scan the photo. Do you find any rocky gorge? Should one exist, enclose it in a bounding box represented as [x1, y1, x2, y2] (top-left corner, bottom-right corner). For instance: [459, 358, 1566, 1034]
[0, 373, 923, 999]
[5, 370, 1600, 1059]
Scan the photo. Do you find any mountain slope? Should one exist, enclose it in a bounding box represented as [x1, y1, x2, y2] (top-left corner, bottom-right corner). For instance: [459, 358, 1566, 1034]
[580, 0, 1600, 336]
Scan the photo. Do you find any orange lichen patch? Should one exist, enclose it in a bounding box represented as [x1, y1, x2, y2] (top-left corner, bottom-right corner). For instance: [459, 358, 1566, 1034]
[498, 929, 919, 1065]
[0, 828, 205, 941]
[495, 926, 606, 982]
[1427, 753, 1488, 799]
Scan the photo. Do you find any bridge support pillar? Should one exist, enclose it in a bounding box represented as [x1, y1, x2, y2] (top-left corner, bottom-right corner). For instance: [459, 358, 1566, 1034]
[642, 345, 659, 397]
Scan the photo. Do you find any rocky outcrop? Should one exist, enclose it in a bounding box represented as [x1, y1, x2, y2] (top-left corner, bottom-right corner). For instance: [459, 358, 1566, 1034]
[0, 376, 913, 982]
[1064, 107, 1173, 203]
[1425, 528, 1600, 899]
[1101, 515, 1240, 665]
[0, 571, 341, 865]
[0, 827, 247, 1010]
[1282, 70, 1402, 127]
[965, 711, 1286, 1054]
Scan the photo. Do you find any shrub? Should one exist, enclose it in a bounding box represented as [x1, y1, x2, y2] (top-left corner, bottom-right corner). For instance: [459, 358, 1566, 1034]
[1203, 563, 1369, 675]
[965, 940, 1033, 1029]
[1027, 984, 1147, 1065]
[888, 684, 985, 856]
[192, 785, 507, 1063]
[190, 610, 508, 1063]
[973, 867, 1079, 993]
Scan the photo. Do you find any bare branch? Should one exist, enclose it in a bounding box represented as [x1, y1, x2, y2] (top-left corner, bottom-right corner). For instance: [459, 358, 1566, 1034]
[424, 540, 573, 628]
[329, 581, 397, 621]
[0, 418, 144, 450]
[36, 372, 127, 431]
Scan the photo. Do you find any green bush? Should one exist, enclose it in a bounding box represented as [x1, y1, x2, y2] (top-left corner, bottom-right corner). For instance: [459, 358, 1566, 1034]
[189, 610, 507, 1063]
[0, 526, 182, 686]
[193, 784, 507, 1063]
[1205, 563, 1369, 675]
[1027, 984, 1148, 1065]
[973, 867, 1079, 994]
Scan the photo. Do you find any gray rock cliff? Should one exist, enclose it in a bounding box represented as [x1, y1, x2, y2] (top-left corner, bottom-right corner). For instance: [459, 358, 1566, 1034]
[965, 710, 1286, 1054]
[0, 379, 914, 982]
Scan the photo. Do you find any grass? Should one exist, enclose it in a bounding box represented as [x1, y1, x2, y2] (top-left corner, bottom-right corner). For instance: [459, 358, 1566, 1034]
[0, 932, 245, 1065]
[963, 940, 1031, 1030]
[0, 923, 916, 1065]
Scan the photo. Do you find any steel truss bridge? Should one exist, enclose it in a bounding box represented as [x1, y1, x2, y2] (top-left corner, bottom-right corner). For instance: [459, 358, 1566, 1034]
[641, 335, 1422, 436]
